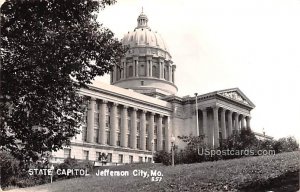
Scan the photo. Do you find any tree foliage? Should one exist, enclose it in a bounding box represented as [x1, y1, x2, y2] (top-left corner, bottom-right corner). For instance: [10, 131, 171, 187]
[0, 0, 126, 162]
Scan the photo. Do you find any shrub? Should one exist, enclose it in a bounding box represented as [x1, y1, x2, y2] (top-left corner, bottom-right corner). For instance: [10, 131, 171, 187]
[154, 151, 171, 165]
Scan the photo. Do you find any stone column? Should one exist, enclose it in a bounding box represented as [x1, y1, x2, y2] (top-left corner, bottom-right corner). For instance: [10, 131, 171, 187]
[170, 64, 173, 81]
[213, 106, 219, 148]
[221, 109, 227, 139]
[130, 108, 137, 149]
[113, 65, 117, 82]
[87, 97, 95, 143]
[227, 111, 233, 137]
[164, 116, 170, 151]
[99, 100, 107, 145]
[149, 59, 153, 77]
[146, 56, 151, 77]
[140, 110, 146, 150]
[172, 65, 176, 83]
[241, 115, 245, 129]
[149, 112, 155, 151]
[235, 113, 239, 132]
[121, 105, 128, 147]
[110, 103, 118, 146]
[246, 116, 251, 129]
[201, 108, 208, 144]
[134, 57, 139, 77]
[157, 115, 163, 151]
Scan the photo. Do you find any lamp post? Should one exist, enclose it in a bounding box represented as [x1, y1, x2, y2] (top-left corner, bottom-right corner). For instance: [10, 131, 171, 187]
[171, 135, 176, 166]
[195, 93, 199, 136]
[151, 139, 154, 163]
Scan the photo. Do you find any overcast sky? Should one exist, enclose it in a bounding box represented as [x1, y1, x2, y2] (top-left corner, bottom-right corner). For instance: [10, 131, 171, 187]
[95, 0, 300, 141]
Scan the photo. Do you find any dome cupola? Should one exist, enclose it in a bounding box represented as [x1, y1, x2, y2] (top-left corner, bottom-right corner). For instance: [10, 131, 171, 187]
[111, 11, 177, 98]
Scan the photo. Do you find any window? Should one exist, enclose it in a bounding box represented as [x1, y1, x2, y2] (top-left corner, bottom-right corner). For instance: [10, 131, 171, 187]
[139, 156, 143, 163]
[117, 133, 121, 146]
[148, 157, 152, 163]
[96, 152, 101, 161]
[154, 125, 157, 135]
[163, 140, 165, 151]
[137, 122, 140, 134]
[107, 153, 112, 162]
[94, 129, 99, 143]
[117, 118, 121, 131]
[118, 154, 123, 163]
[127, 134, 131, 147]
[83, 150, 89, 160]
[136, 136, 140, 149]
[129, 155, 133, 163]
[141, 81, 144, 86]
[106, 131, 110, 144]
[154, 139, 157, 151]
[146, 137, 149, 150]
[94, 113, 99, 126]
[139, 64, 145, 76]
[128, 119, 131, 133]
[64, 149, 71, 158]
[152, 65, 159, 78]
[128, 66, 133, 77]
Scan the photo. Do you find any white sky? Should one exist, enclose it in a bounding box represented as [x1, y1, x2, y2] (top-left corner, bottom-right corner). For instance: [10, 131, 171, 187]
[96, 0, 300, 141]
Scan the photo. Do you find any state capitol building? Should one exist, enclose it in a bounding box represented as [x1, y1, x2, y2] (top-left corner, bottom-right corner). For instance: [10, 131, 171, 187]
[51, 11, 256, 164]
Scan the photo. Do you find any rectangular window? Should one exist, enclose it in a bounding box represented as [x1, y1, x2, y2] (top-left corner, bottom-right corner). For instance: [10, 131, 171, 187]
[139, 156, 143, 163]
[117, 118, 121, 131]
[163, 140, 165, 151]
[107, 153, 112, 162]
[154, 125, 157, 135]
[146, 137, 149, 150]
[154, 139, 157, 151]
[118, 154, 123, 163]
[127, 134, 131, 147]
[64, 148, 71, 158]
[136, 136, 140, 149]
[128, 119, 131, 133]
[96, 152, 101, 161]
[106, 131, 110, 144]
[94, 113, 99, 126]
[83, 150, 89, 160]
[94, 129, 99, 143]
[117, 133, 121, 146]
[137, 122, 140, 134]
[146, 124, 149, 135]
[129, 155, 133, 163]
[105, 115, 110, 128]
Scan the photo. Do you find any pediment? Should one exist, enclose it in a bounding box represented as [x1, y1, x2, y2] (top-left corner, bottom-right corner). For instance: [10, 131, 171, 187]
[217, 88, 255, 108]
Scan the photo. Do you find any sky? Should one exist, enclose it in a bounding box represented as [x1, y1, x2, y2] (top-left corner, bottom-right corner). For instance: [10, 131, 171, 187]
[95, 0, 300, 141]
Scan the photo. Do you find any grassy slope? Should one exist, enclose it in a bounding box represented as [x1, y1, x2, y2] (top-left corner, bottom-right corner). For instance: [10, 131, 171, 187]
[6, 151, 300, 192]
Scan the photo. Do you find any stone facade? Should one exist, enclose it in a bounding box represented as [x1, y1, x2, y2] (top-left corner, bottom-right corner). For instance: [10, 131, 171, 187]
[51, 12, 255, 164]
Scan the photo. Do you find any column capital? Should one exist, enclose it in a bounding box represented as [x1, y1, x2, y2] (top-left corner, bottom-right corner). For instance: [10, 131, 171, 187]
[132, 107, 138, 111]
[159, 114, 164, 118]
[221, 108, 226, 113]
[123, 105, 128, 109]
[102, 100, 108, 104]
[246, 116, 252, 120]
[141, 110, 147, 114]
[150, 112, 155, 116]
[112, 102, 118, 107]
[90, 97, 96, 101]
[212, 105, 219, 110]
[228, 110, 233, 115]
[200, 107, 207, 112]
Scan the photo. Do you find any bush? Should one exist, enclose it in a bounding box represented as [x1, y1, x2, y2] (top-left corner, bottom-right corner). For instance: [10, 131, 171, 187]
[154, 151, 171, 165]
[0, 151, 49, 189]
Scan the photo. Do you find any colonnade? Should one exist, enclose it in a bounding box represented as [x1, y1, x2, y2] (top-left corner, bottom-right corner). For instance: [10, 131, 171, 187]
[198, 106, 251, 148]
[84, 97, 170, 152]
[112, 57, 176, 83]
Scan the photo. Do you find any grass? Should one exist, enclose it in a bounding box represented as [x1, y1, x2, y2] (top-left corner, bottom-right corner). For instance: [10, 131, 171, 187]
[5, 151, 300, 192]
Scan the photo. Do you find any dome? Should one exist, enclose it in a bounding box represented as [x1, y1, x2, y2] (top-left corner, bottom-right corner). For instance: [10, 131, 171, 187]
[122, 28, 168, 52]
[111, 11, 177, 98]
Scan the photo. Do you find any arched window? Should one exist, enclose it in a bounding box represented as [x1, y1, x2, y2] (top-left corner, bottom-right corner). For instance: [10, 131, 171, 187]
[139, 64, 145, 76]
[152, 65, 158, 78]
[128, 66, 133, 77]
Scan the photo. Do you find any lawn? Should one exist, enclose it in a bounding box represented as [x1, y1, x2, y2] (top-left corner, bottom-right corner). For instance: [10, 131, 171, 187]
[5, 151, 300, 192]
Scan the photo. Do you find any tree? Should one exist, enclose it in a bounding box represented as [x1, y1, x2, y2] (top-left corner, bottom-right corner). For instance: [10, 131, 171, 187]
[0, 0, 126, 163]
